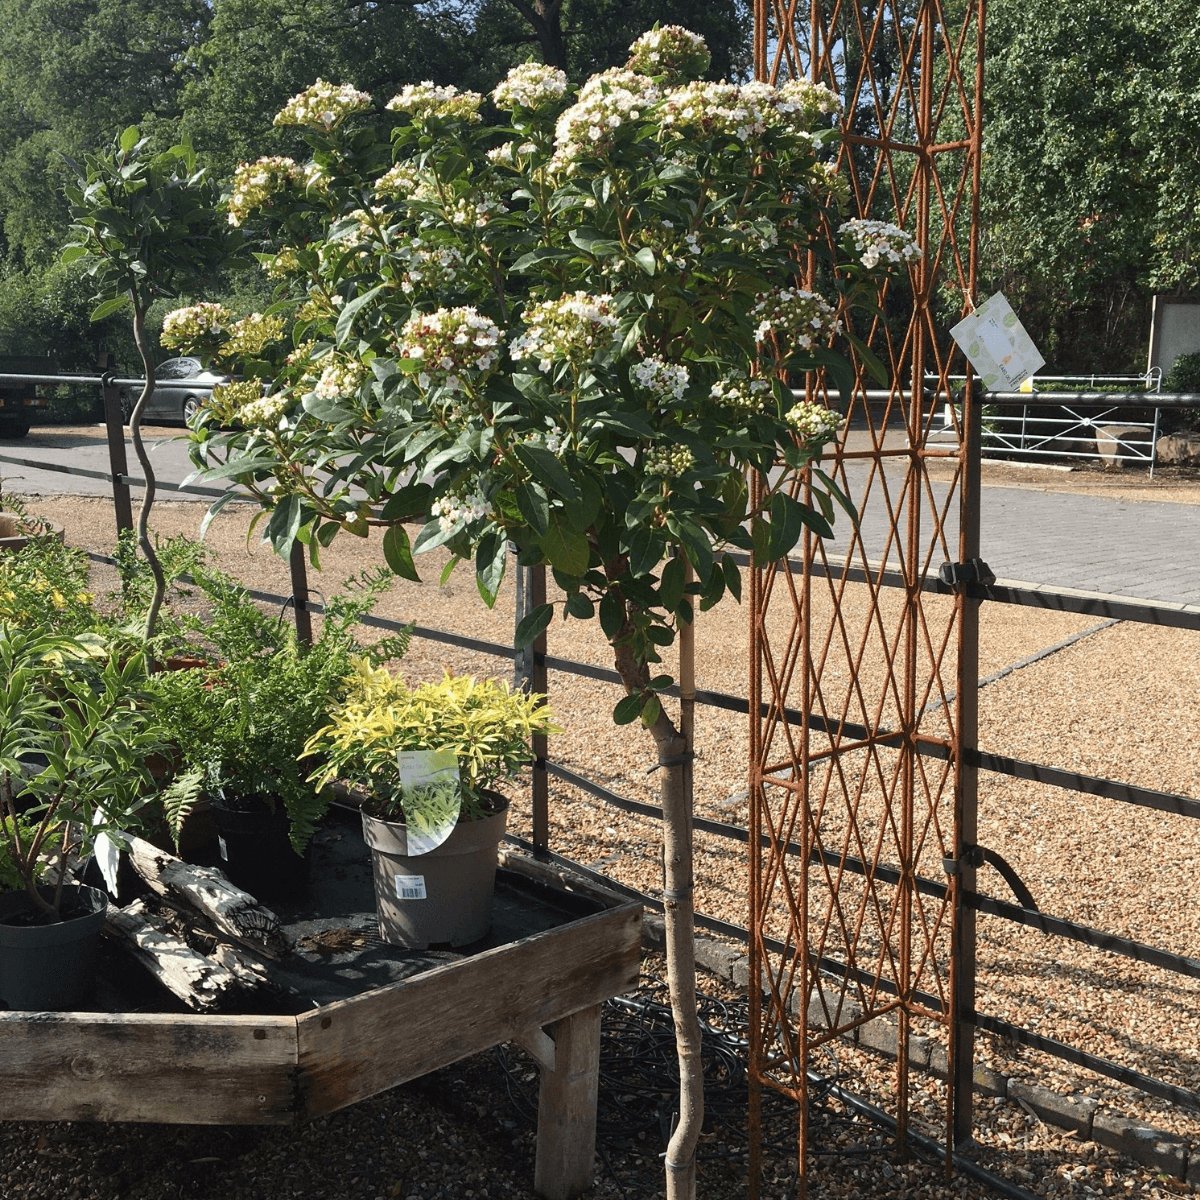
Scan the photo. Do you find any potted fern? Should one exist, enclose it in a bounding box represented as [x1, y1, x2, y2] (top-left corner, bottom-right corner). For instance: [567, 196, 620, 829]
[307, 666, 554, 948]
[148, 568, 408, 900]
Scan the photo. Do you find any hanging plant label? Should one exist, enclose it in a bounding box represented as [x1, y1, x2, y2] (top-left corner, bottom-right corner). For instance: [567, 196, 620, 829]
[396, 748, 461, 855]
[950, 292, 1045, 392]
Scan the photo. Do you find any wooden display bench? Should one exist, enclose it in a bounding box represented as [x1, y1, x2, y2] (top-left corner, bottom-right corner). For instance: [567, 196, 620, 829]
[0, 834, 642, 1200]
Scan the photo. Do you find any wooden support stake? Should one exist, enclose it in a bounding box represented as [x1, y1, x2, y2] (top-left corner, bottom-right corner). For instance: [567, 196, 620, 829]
[533, 1004, 602, 1200]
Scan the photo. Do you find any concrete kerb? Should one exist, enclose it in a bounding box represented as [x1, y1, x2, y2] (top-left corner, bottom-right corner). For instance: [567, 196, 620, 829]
[639, 914, 1195, 1184]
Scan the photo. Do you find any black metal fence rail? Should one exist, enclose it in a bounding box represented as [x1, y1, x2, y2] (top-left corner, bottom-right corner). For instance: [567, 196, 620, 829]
[7, 370, 1199, 1119]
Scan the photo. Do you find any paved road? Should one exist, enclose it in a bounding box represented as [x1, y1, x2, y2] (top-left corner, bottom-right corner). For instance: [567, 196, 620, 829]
[2, 424, 1198, 605]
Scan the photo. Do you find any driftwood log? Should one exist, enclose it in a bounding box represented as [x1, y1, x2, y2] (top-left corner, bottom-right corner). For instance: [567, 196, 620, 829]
[123, 836, 289, 958]
[105, 899, 274, 1013]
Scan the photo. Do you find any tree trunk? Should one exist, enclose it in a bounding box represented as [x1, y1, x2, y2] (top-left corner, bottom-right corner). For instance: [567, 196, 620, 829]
[128, 295, 167, 643]
[608, 583, 703, 1199]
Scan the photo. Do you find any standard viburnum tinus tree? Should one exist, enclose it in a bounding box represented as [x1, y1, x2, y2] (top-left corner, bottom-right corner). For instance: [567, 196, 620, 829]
[165, 27, 919, 1196]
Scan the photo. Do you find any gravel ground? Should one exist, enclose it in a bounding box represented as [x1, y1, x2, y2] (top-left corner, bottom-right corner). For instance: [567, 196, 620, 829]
[5, 488, 1200, 1199]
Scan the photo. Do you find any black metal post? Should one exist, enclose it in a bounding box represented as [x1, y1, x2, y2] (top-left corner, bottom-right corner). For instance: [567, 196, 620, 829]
[514, 560, 551, 858]
[289, 539, 313, 646]
[952, 375, 983, 1147]
[100, 376, 134, 536]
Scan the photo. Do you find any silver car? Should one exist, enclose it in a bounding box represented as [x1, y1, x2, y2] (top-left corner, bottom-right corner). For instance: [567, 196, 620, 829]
[122, 357, 227, 425]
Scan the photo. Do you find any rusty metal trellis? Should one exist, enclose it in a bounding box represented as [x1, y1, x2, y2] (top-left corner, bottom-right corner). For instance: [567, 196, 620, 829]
[749, 0, 986, 1186]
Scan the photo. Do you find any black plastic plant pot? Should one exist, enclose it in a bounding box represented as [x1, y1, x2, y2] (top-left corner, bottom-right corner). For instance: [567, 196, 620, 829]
[210, 795, 310, 903]
[0, 884, 108, 1011]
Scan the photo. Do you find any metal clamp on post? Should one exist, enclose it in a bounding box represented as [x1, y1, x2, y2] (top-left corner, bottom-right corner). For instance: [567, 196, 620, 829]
[942, 844, 985, 876]
[937, 557, 995, 594]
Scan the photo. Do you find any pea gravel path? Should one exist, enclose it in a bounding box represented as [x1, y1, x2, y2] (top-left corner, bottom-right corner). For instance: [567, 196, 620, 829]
[3, 490, 1198, 1200]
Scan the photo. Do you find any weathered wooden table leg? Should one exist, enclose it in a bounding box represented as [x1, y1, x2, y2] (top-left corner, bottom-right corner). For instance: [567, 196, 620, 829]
[532, 1003, 602, 1200]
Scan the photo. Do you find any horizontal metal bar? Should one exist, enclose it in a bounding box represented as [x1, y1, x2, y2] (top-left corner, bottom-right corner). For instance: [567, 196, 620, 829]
[985, 391, 1197, 409]
[970, 893, 1200, 979]
[0, 373, 222, 391]
[972, 1013, 1200, 1112]
[0, 452, 236, 502]
[965, 581, 1200, 631]
[970, 751, 1200, 820]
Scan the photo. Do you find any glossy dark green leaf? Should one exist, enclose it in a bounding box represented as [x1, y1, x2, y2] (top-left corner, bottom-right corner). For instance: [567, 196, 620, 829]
[514, 602, 554, 649]
[382, 524, 420, 581]
[613, 693, 643, 725]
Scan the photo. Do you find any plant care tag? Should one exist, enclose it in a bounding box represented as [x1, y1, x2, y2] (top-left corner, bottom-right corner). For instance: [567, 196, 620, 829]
[950, 292, 1044, 392]
[395, 874, 427, 901]
[396, 747, 461, 856]
[94, 831, 121, 899]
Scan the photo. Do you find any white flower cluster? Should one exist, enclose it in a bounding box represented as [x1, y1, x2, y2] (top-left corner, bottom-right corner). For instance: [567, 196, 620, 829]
[264, 247, 303, 278]
[224, 312, 286, 358]
[751, 288, 839, 349]
[207, 380, 263, 425]
[492, 63, 569, 112]
[631, 356, 689, 402]
[399, 307, 502, 391]
[510, 292, 620, 372]
[161, 303, 231, 351]
[227, 157, 301, 226]
[838, 219, 922, 269]
[487, 141, 539, 168]
[392, 238, 466, 296]
[275, 80, 371, 130]
[627, 26, 711, 82]
[432, 489, 489, 532]
[524, 424, 569, 454]
[374, 161, 438, 202]
[785, 400, 842, 444]
[386, 82, 482, 123]
[658, 80, 774, 143]
[644, 444, 695, 479]
[709, 375, 770, 414]
[313, 358, 368, 401]
[237, 393, 290, 430]
[444, 195, 505, 228]
[345, 206, 388, 242]
[774, 79, 842, 127]
[551, 69, 660, 171]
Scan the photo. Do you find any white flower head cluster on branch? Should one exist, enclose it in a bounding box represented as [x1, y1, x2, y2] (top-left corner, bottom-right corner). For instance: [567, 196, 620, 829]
[839, 218, 922, 269]
[492, 63, 569, 112]
[184, 22, 921, 706]
[386, 82, 483, 123]
[274, 80, 371, 131]
[161, 302, 231, 351]
[227, 157, 302, 226]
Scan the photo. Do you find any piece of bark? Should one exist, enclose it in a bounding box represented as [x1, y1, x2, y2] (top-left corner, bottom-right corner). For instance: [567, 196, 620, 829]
[105, 900, 273, 1012]
[123, 836, 289, 958]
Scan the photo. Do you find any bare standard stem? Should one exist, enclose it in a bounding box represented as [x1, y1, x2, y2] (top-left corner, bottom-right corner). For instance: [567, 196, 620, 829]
[128, 295, 166, 643]
[608, 569, 703, 1199]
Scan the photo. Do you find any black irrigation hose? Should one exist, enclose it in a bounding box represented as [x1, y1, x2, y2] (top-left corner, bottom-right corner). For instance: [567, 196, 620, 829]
[495, 974, 1034, 1199]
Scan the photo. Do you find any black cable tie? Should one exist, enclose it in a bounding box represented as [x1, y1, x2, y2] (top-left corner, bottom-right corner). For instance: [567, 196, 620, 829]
[661, 886, 693, 903]
[645, 751, 697, 774]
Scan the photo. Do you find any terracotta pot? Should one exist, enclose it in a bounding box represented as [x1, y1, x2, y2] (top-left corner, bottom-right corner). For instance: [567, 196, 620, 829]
[0, 516, 64, 553]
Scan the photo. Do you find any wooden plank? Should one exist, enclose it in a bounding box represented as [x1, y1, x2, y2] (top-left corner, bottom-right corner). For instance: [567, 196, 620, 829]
[534, 1005, 602, 1200]
[296, 901, 641, 1118]
[0, 1011, 298, 1124]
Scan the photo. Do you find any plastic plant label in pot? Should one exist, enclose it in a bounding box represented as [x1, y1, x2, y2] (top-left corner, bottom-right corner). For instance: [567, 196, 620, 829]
[396, 748, 460, 855]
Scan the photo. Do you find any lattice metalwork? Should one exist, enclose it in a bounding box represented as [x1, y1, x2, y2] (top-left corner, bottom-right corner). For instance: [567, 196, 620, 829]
[748, 0, 985, 1186]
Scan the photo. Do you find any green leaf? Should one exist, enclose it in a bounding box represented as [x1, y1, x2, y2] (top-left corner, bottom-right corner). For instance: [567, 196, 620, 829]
[515, 602, 553, 649]
[514, 443, 580, 504]
[119, 125, 140, 153]
[60, 244, 88, 265]
[846, 332, 889, 388]
[633, 246, 657, 276]
[380, 482, 432, 522]
[626, 526, 663, 578]
[559, 471, 603, 533]
[334, 283, 384, 345]
[540, 516, 589, 577]
[440, 556, 461, 585]
[722, 556, 742, 602]
[515, 480, 550, 536]
[266, 494, 302, 557]
[382, 524, 420, 582]
[766, 491, 833, 561]
[475, 530, 507, 607]
[645, 625, 675, 647]
[613, 693, 643, 725]
[659, 555, 685, 611]
[640, 694, 662, 727]
[564, 591, 595, 619]
[90, 296, 127, 321]
[599, 591, 624, 638]
[813, 468, 860, 528]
